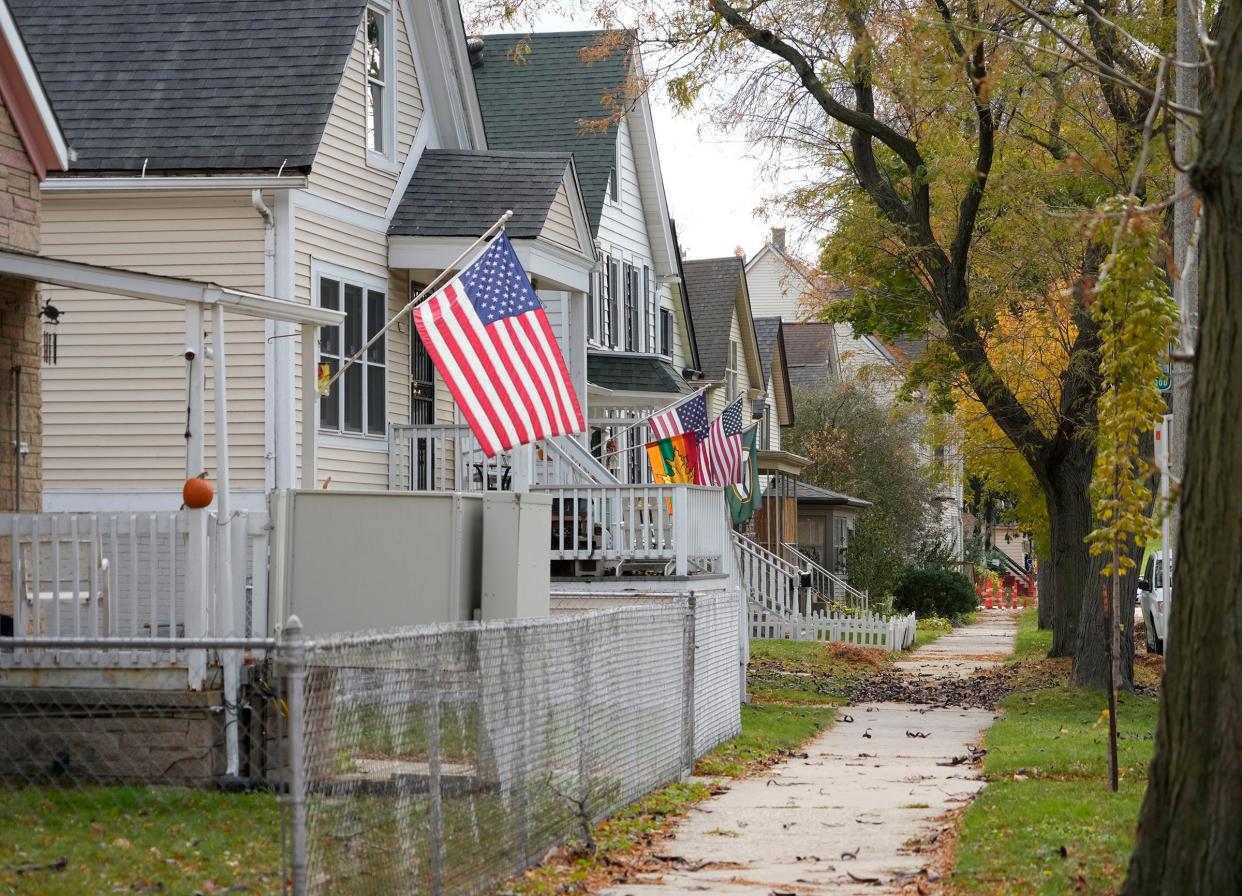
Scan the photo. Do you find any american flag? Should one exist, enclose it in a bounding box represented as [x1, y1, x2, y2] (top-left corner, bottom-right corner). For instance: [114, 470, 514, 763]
[702, 397, 746, 486]
[646, 390, 709, 441]
[412, 233, 585, 457]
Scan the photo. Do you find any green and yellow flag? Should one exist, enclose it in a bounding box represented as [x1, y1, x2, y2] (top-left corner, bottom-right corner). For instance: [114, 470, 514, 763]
[646, 431, 703, 485]
[726, 425, 762, 526]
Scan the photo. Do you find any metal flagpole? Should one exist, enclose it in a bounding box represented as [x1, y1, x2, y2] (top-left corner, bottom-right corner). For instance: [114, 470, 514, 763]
[594, 385, 711, 461]
[318, 209, 514, 395]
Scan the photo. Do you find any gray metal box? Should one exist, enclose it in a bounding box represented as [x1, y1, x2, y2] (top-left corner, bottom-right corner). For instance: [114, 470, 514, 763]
[480, 492, 552, 619]
[268, 490, 484, 637]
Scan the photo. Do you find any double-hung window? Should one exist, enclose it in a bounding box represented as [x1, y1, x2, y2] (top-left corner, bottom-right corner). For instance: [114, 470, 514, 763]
[643, 266, 656, 352]
[587, 268, 596, 341]
[608, 258, 621, 348]
[727, 339, 740, 401]
[318, 272, 387, 437]
[622, 263, 639, 351]
[659, 308, 673, 358]
[365, 3, 396, 167]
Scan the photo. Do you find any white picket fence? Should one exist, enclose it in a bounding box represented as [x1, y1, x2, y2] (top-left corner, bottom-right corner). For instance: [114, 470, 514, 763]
[750, 607, 917, 652]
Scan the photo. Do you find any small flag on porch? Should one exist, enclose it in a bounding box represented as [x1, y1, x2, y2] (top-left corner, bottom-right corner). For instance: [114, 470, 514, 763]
[316, 362, 332, 395]
[701, 397, 746, 486]
[646, 431, 703, 486]
[412, 233, 585, 457]
[646, 390, 708, 441]
[726, 426, 762, 525]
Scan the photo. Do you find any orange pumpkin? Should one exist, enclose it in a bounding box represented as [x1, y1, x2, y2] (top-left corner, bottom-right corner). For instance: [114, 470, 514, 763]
[183, 474, 214, 509]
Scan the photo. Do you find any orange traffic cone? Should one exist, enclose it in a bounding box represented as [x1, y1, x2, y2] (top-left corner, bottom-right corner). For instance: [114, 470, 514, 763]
[984, 580, 994, 609]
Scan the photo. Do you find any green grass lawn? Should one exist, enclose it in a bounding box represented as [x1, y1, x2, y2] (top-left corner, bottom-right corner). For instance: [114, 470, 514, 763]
[0, 787, 283, 895]
[949, 607, 1157, 896]
[746, 638, 890, 705]
[695, 704, 837, 777]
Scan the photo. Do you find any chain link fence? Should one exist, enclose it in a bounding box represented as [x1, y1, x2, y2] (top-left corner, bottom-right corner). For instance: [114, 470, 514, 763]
[0, 592, 741, 895]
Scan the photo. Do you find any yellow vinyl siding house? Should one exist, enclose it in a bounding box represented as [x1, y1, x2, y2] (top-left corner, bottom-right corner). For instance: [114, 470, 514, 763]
[23, 0, 598, 509]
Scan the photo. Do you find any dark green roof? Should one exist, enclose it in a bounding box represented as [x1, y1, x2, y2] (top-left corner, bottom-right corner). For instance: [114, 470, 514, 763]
[588, 352, 692, 395]
[472, 30, 632, 236]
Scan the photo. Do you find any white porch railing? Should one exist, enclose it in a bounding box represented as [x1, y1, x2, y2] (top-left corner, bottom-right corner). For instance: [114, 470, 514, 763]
[389, 424, 619, 492]
[1, 510, 269, 668]
[534, 484, 728, 576]
[732, 532, 800, 621]
[780, 543, 869, 611]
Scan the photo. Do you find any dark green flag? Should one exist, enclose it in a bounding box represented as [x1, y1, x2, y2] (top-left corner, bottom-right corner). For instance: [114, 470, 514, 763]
[726, 426, 762, 526]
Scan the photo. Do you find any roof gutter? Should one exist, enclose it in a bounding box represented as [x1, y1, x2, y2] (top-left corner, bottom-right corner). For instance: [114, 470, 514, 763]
[42, 175, 308, 193]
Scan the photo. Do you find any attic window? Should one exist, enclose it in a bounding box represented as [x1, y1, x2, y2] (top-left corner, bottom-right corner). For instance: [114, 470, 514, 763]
[365, 5, 396, 166]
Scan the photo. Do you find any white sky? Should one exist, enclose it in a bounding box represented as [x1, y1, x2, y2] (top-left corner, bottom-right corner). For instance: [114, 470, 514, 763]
[463, 7, 794, 261]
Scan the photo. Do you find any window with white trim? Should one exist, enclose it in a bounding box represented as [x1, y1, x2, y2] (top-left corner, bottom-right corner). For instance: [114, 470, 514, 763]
[318, 273, 387, 436]
[727, 339, 741, 401]
[643, 266, 656, 352]
[623, 262, 639, 351]
[365, 4, 396, 165]
[659, 308, 673, 358]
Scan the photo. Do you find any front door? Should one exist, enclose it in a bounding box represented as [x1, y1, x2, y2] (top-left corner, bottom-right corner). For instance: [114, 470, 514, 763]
[411, 328, 435, 488]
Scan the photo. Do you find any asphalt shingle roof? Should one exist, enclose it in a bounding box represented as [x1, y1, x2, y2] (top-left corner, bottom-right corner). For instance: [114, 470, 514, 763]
[587, 352, 692, 395]
[682, 256, 745, 381]
[783, 322, 837, 388]
[9, 0, 365, 174]
[753, 317, 782, 389]
[390, 150, 572, 239]
[472, 30, 631, 235]
[795, 481, 872, 508]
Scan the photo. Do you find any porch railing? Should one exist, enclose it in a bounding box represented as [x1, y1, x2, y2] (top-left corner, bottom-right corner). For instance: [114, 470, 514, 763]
[389, 424, 619, 492]
[534, 483, 727, 576]
[780, 543, 869, 611]
[1, 510, 269, 668]
[732, 532, 799, 621]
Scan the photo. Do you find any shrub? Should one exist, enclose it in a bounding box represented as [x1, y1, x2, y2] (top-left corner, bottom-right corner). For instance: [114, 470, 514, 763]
[893, 566, 978, 620]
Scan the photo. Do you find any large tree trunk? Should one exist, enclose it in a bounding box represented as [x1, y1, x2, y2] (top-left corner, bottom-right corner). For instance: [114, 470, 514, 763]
[1036, 552, 1053, 629]
[1123, 8, 1242, 888]
[1070, 549, 1136, 692]
[1043, 450, 1095, 657]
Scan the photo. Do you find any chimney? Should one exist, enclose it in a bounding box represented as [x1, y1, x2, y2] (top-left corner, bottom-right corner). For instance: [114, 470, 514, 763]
[770, 227, 786, 252]
[466, 37, 485, 69]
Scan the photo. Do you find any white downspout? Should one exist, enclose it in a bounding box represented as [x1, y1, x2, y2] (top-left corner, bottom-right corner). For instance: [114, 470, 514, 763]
[211, 301, 240, 778]
[253, 191, 277, 491]
[253, 189, 296, 490]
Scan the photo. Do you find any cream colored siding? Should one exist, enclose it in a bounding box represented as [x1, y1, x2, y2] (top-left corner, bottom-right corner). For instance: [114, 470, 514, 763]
[294, 208, 411, 489]
[541, 182, 580, 251]
[746, 248, 813, 321]
[835, 326, 901, 403]
[765, 378, 780, 451]
[307, 1, 424, 215]
[40, 192, 268, 494]
[708, 310, 753, 417]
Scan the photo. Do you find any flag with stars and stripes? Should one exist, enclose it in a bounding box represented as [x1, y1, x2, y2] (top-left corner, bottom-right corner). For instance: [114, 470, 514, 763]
[412, 233, 584, 457]
[701, 397, 747, 486]
[646, 390, 709, 442]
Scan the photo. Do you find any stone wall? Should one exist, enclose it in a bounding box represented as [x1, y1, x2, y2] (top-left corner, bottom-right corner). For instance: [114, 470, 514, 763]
[0, 95, 45, 618]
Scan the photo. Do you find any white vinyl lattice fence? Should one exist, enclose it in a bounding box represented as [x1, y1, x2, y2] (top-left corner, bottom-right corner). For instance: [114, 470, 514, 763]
[289, 593, 742, 895]
[750, 608, 917, 651]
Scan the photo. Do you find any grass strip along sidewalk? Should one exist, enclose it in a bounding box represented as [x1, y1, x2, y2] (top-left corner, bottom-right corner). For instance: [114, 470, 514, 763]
[947, 608, 1161, 896]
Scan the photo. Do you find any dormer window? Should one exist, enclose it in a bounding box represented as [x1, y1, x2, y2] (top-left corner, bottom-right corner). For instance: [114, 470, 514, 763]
[365, 4, 396, 167]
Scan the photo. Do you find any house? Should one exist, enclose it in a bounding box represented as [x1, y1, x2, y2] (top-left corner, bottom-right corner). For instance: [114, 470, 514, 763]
[9, 0, 609, 511]
[751, 317, 794, 452]
[469, 30, 700, 484]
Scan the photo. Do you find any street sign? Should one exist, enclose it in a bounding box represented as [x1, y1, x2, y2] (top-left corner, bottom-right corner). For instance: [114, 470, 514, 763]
[1156, 360, 1171, 392]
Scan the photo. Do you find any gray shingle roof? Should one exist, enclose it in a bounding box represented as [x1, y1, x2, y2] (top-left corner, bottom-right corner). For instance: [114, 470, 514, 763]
[390, 150, 572, 239]
[682, 256, 745, 381]
[9, 0, 366, 174]
[795, 481, 872, 508]
[783, 323, 837, 388]
[753, 317, 782, 389]
[472, 30, 631, 235]
[587, 351, 692, 394]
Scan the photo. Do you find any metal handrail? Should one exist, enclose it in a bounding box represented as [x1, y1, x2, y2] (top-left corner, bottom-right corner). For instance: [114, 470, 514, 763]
[780, 542, 869, 610]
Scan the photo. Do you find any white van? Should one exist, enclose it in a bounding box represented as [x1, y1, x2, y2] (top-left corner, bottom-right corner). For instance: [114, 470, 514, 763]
[1137, 542, 1170, 655]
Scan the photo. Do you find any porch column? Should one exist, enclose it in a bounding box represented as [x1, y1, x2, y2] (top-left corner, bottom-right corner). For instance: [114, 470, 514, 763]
[183, 305, 208, 690]
[565, 288, 589, 446]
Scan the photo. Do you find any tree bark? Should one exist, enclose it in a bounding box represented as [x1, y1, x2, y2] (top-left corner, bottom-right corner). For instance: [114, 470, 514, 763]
[1070, 548, 1136, 692]
[1123, 5, 1242, 887]
[1036, 551, 1054, 629]
[1042, 449, 1095, 657]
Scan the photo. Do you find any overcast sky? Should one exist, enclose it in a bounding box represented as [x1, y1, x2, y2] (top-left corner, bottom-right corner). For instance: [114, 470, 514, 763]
[465, 9, 795, 262]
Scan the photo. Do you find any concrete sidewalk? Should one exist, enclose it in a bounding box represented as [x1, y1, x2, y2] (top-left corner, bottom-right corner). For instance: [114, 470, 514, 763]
[598, 611, 1021, 895]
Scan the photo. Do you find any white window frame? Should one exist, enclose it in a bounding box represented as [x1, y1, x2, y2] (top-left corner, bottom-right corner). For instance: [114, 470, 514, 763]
[727, 339, 741, 401]
[659, 307, 673, 358]
[314, 261, 390, 445]
[365, 1, 399, 172]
